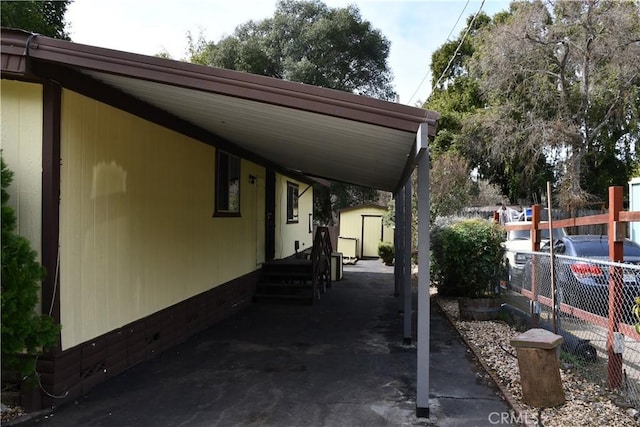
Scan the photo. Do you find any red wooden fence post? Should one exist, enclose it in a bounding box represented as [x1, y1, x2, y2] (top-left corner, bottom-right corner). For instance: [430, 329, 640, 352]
[607, 186, 624, 389]
[530, 205, 542, 327]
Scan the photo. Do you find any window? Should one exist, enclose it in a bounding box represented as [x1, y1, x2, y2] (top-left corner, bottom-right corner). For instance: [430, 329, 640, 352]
[287, 181, 299, 223]
[215, 151, 240, 216]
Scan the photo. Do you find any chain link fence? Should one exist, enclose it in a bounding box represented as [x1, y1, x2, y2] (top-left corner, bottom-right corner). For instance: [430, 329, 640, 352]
[505, 249, 640, 409]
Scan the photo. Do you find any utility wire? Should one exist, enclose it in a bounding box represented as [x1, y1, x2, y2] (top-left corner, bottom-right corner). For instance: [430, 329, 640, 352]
[408, 0, 486, 105]
[407, 0, 471, 105]
[444, 0, 472, 49]
[432, 0, 485, 92]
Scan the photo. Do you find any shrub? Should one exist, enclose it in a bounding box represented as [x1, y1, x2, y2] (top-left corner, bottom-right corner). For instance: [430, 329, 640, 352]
[431, 218, 505, 298]
[1, 154, 60, 379]
[378, 241, 395, 265]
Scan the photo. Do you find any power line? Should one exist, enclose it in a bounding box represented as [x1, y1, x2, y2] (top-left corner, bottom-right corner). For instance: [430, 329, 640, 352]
[407, 0, 471, 105]
[445, 0, 472, 46]
[407, 0, 485, 105]
[432, 0, 485, 92]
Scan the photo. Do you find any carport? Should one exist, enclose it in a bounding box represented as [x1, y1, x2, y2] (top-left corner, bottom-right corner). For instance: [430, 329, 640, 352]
[1, 29, 438, 417]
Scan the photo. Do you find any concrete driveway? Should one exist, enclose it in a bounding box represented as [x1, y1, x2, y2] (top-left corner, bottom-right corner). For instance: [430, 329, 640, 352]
[16, 260, 512, 426]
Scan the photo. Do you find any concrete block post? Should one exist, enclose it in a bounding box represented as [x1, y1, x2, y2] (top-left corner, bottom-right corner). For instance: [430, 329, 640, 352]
[510, 328, 565, 408]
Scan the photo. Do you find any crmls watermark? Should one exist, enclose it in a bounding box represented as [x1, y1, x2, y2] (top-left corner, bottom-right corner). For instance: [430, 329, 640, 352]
[488, 411, 536, 425]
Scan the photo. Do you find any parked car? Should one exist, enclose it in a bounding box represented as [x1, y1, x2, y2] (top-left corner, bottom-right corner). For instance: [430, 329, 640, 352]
[523, 235, 640, 317]
[503, 222, 566, 288]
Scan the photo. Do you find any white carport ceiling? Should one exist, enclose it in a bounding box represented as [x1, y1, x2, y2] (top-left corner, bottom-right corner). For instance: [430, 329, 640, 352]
[1, 29, 439, 193]
[82, 71, 414, 191]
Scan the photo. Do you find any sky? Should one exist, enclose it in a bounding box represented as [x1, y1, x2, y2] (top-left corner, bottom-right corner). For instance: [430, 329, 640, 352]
[65, 0, 511, 106]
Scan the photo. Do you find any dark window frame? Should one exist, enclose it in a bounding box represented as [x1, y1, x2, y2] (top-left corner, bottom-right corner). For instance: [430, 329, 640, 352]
[286, 181, 299, 224]
[214, 150, 241, 217]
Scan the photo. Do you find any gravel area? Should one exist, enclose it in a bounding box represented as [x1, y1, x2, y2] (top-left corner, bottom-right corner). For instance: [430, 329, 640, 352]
[437, 297, 640, 426]
[1, 402, 26, 424]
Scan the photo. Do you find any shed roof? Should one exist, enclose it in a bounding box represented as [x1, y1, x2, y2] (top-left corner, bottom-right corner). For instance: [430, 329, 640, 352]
[338, 203, 389, 213]
[1, 29, 438, 193]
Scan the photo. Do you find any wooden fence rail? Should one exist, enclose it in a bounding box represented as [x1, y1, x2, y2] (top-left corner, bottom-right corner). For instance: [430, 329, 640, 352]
[502, 186, 640, 389]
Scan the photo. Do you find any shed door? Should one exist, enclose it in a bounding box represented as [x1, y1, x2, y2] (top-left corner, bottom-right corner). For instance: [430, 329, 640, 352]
[361, 215, 383, 258]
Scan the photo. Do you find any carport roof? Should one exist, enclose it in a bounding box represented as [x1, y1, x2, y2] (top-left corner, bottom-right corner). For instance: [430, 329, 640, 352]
[1, 28, 439, 193]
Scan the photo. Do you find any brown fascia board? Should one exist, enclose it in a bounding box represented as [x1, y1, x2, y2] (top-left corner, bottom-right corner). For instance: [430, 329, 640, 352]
[1, 30, 30, 76]
[1, 50, 27, 76]
[1, 29, 439, 136]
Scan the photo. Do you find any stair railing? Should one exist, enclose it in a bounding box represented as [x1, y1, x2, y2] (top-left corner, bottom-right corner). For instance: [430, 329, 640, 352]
[310, 226, 333, 299]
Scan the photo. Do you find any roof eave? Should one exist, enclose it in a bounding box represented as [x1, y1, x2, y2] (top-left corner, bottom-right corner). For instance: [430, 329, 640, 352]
[1, 28, 439, 136]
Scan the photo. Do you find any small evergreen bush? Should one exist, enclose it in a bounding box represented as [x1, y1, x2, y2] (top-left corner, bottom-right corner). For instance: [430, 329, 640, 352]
[431, 218, 505, 298]
[377, 241, 395, 265]
[1, 154, 60, 379]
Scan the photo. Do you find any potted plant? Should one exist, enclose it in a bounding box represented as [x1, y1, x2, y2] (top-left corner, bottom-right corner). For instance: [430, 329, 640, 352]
[431, 218, 505, 320]
[378, 241, 395, 266]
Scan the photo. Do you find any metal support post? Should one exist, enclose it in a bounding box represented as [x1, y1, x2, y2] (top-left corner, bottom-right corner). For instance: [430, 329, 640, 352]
[403, 180, 412, 345]
[415, 124, 430, 418]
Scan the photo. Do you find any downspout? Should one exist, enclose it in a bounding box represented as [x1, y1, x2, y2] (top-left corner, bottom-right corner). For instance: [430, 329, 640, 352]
[23, 32, 39, 75]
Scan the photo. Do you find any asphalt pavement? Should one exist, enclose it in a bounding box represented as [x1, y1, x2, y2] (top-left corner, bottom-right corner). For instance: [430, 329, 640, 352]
[12, 260, 514, 426]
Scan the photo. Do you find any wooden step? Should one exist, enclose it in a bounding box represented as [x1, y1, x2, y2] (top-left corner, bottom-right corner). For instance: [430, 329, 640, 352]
[253, 289, 315, 305]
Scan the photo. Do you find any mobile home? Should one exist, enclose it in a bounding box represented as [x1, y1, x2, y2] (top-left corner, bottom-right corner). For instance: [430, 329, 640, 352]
[1, 28, 438, 410]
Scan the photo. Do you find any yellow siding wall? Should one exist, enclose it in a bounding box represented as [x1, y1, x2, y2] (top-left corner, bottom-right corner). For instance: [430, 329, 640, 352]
[59, 90, 265, 349]
[0, 80, 43, 257]
[274, 174, 313, 258]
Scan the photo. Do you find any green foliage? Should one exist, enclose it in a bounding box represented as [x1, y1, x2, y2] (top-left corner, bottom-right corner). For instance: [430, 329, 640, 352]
[430, 151, 472, 217]
[377, 241, 395, 265]
[314, 182, 380, 225]
[188, 0, 395, 100]
[431, 218, 505, 298]
[382, 199, 395, 229]
[312, 183, 332, 225]
[1, 0, 71, 40]
[1, 154, 60, 377]
[425, 8, 553, 205]
[426, 1, 640, 208]
[469, 0, 640, 209]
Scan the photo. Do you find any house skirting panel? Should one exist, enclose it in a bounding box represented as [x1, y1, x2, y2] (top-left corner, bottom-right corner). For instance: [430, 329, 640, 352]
[31, 270, 259, 410]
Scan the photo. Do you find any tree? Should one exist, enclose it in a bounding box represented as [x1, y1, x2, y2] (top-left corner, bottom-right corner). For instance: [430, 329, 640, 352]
[313, 182, 383, 225]
[188, 0, 395, 222]
[426, 10, 555, 205]
[189, 0, 395, 100]
[429, 151, 473, 217]
[1, 0, 71, 40]
[426, 12, 491, 156]
[469, 0, 640, 210]
[1, 154, 60, 380]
